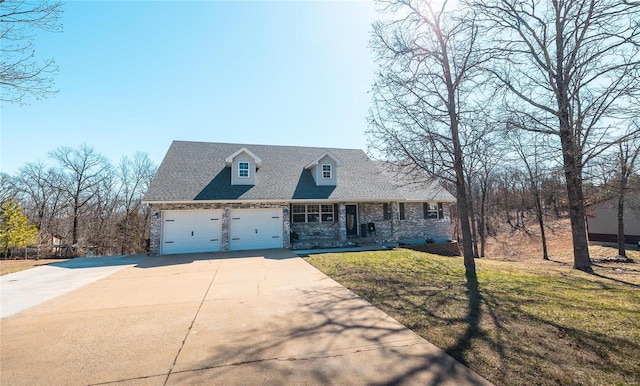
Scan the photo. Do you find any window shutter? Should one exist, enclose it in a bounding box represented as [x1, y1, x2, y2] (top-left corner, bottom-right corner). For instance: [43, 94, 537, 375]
[399, 203, 405, 220]
[289, 204, 293, 222]
[334, 203, 339, 222]
[438, 202, 444, 219]
[423, 203, 429, 219]
[383, 203, 389, 220]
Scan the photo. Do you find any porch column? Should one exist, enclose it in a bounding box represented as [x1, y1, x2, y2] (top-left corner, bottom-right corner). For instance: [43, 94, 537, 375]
[338, 203, 347, 243]
[391, 202, 400, 242]
[149, 207, 162, 255]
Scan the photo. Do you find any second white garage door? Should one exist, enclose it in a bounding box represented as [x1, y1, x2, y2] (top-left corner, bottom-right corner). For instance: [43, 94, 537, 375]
[229, 208, 283, 251]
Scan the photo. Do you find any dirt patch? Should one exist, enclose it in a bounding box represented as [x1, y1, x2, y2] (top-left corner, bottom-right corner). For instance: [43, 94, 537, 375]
[483, 218, 640, 285]
[0, 258, 69, 276]
[402, 242, 461, 256]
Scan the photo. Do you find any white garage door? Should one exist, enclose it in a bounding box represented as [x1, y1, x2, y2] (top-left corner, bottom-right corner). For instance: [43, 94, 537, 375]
[229, 208, 283, 251]
[162, 210, 222, 255]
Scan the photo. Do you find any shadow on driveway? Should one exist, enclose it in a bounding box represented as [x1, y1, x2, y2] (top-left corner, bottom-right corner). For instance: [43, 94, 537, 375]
[135, 249, 297, 269]
[48, 254, 144, 269]
[168, 284, 489, 385]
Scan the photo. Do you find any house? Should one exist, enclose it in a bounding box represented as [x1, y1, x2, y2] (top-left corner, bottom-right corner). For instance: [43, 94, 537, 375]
[587, 193, 640, 246]
[142, 141, 456, 255]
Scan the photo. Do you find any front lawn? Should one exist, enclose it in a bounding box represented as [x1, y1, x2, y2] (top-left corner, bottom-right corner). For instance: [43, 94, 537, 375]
[0, 258, 68, 276]
[306, 249, 640, 386]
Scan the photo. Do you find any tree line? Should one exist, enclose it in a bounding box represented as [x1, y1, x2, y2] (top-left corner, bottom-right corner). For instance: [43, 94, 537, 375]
[367, 0, 640, 273]
[1, 145, 157, 257]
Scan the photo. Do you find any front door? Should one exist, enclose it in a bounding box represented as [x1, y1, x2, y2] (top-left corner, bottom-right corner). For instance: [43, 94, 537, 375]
[346, 205, 358, 237]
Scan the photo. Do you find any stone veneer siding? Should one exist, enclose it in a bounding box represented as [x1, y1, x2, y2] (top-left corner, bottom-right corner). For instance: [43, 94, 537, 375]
[149, 201, 453, 254]
[356, 202, 451, 243]
[149, 202, 290, 255]
[394, 202, 452, 244]
[357, 202, 395, 240]
[290, 203, 348, 249]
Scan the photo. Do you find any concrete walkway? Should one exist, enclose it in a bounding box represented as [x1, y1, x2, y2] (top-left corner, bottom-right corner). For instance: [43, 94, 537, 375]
[0, 250, 491, 385]
[1, 254, 143, 319]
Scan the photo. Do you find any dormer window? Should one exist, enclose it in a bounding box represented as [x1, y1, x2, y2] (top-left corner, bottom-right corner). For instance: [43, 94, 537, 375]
[305, 150, 343, 186]
[225, 147, 261, 186]
[322, 164, 332, 179]
[238, 162, 249, 178]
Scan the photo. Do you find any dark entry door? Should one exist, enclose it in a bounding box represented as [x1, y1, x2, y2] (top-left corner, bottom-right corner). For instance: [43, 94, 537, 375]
[346, 205, 358, 237]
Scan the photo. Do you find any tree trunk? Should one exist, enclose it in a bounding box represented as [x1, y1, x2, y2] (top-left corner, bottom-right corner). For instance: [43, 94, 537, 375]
[559, 128, 591, 271]
[617, 191, 626, 258]
[556, 18, 591, 271]
[450, 100, 474, 271]
[534, 188, 549, 260]
[72, 204, 79, 245]
[456, 179, 475, 271]
[479, 184, 487, 258]
[469, 193, 479, 258]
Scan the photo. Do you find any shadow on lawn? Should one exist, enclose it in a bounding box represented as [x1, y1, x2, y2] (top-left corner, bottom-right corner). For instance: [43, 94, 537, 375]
[588, 268, 640, 289]
[454, 271, 639, 385]
[336, 263, 640, 385]
[445, 270, 482, 366]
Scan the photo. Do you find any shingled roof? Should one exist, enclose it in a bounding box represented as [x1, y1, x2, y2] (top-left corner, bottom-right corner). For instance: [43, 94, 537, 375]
[143, 141, 455, 203]
[375, 162, 456, 203]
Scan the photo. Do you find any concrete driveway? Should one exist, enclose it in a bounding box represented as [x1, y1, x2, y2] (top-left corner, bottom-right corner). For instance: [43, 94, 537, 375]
[0, 250, 490, 385]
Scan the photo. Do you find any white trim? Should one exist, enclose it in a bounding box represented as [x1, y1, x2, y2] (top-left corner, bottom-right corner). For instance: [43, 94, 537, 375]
[225, 147, 262, 167]
[321, 164, 332, 179]
[143, 199, 407, 205]
[399, 199, 457, 203]
[345, 203, 359, 236]
[238, 161, 250, 178]
[291, 203, 335, 223]
[304, 150, 344, 169]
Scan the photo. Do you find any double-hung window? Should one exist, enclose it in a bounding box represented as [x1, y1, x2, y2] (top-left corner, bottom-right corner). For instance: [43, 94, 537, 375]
[322, 164, 332, 179]
[423, 202, 444, 219]
[292, 204, 334, 223]
[238, 162, 249, 178]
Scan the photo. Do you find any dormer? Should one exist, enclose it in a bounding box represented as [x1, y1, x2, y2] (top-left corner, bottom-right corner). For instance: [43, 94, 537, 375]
[225, 147, 262, 186]
[305, 150, 343, 186]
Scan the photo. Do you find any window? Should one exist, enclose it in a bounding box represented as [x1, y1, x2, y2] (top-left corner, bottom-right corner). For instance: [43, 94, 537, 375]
[383, 203, 391, 220]
[308, 204, 320, 223]
[292, 204, 306, 223]
[399, 203, 406, 220]
[292, 204, 334, 223]
[423, 202, 444, 219]
[321, 204, 334, 222]
[238, 162, 249, 178]
[322, 164, 332, 179]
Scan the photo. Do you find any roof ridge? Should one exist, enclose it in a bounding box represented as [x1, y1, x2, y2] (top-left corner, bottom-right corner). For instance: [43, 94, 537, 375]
[171, 140, 364, 152]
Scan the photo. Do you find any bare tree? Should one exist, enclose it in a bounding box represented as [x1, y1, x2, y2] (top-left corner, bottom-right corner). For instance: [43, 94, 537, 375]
[0, 0, 63, 103]
[0, 173, 17, 203]
[367, 0, 493, 273]
[474, 0, 640, 271]
[116, 152, 157, 254]
[612, 127, 640, 257]
[506, 127, 561, 260]
[14, 161, 66, 240]
[49, 145, 111, 245]
[466, 133, 503, 257]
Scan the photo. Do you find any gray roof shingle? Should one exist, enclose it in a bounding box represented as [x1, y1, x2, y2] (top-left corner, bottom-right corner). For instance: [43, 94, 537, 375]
[143, 141, 455, 203]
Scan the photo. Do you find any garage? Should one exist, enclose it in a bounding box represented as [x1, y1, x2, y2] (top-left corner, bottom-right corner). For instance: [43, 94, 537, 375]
[161, 210, 222, 255]
[229, 208, 283, 251]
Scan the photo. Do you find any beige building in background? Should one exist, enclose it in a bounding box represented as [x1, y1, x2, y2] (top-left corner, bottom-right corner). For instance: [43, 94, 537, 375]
[587, 193, 640, 246]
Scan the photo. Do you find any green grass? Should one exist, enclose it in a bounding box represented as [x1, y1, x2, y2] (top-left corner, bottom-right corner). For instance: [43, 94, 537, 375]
[306, 249, 640, 386]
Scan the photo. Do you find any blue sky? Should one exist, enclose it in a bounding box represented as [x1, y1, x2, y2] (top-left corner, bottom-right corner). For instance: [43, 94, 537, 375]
[1, 0, 377, 175]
